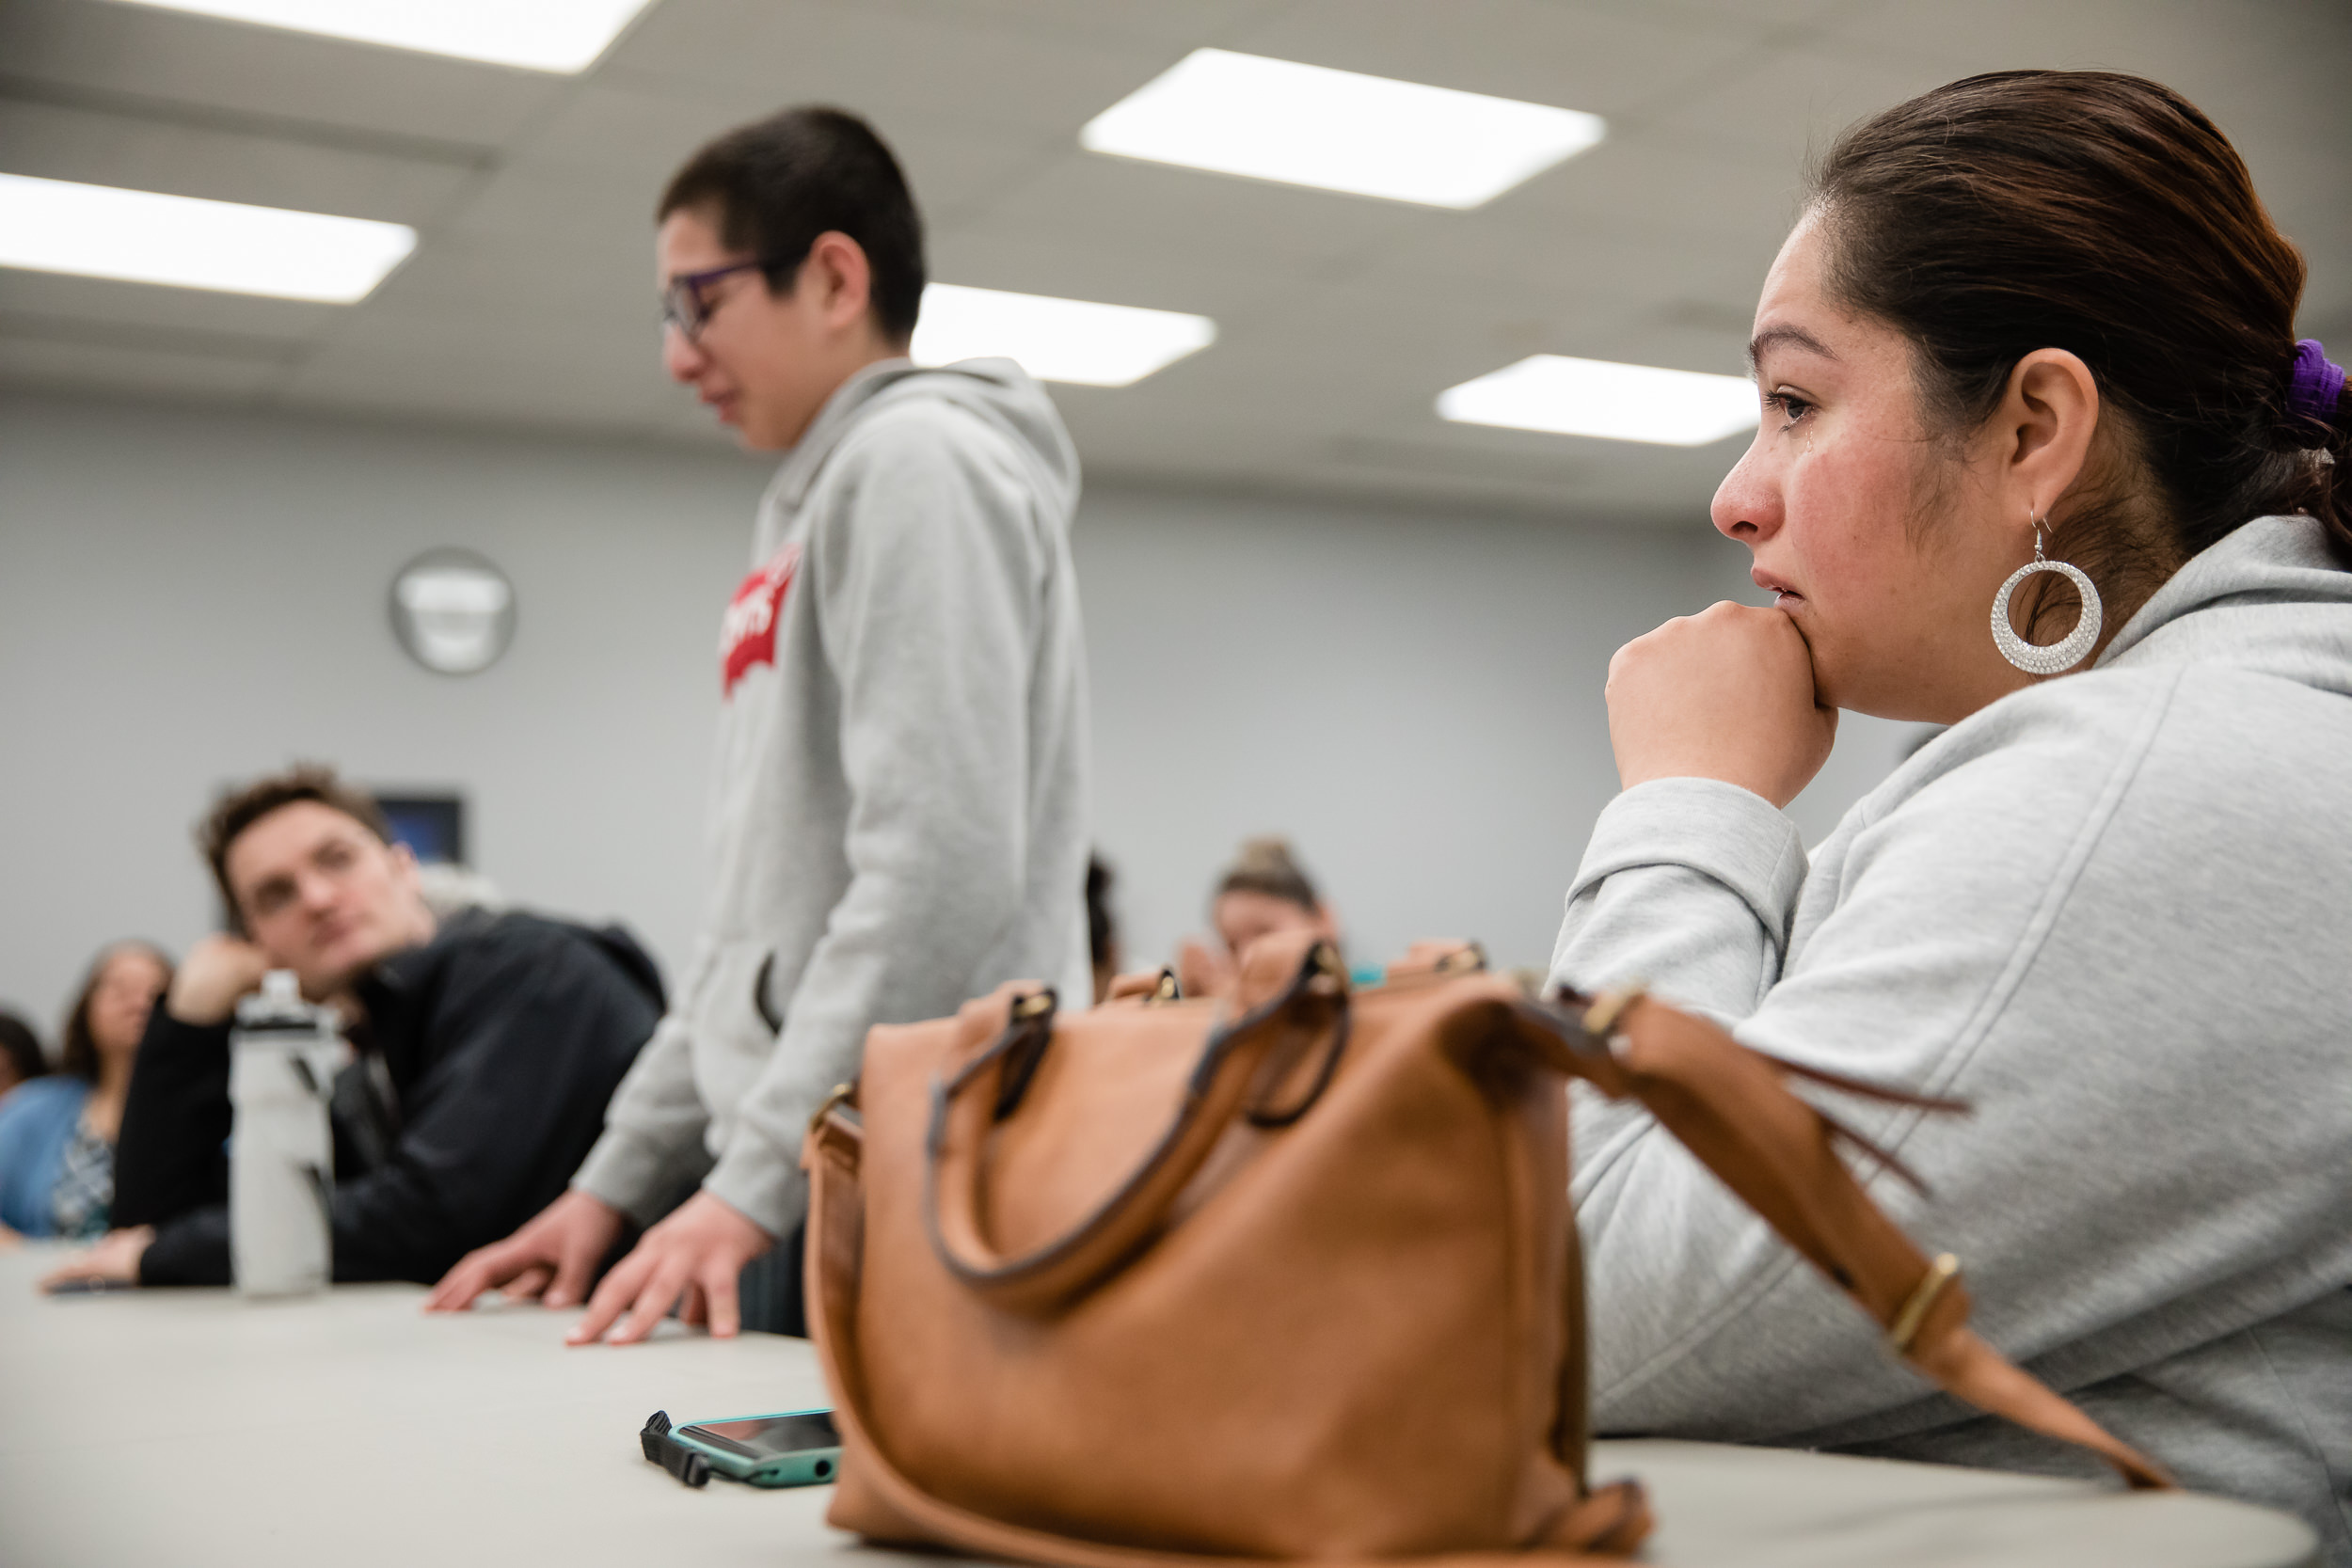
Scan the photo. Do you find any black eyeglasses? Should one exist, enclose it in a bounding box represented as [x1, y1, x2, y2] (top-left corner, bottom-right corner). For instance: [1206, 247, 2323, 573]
[660, 258, 787, 341]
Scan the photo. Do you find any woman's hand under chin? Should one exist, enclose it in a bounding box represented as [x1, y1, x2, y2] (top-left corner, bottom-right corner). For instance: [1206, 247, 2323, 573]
[1605, 601, 1839, 810]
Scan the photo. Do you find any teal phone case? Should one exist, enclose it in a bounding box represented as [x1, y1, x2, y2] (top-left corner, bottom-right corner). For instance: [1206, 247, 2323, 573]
[666, 1408, 842, 1488]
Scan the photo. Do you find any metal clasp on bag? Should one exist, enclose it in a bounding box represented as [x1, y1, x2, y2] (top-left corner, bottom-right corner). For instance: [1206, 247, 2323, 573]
[1581, 980, 1648, 1041]
[809, 1081, 858, 1136]
[1434, 942, 1488, 976]
[1887, 1252, 1963, 1357]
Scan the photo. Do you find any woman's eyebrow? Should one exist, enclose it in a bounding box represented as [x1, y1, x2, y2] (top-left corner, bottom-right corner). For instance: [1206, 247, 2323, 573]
[1748, 324, 1838, 371]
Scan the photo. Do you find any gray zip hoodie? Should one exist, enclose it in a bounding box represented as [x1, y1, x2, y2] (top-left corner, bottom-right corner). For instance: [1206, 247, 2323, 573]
[574, 357, 1092, 1239]
[1549, 514, 2352, 1558]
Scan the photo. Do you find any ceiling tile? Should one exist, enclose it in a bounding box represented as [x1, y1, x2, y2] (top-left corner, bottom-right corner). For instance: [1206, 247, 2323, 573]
[928, 222, 1299, 323]
[0, 98, 475, 223]
[493, 83, 1063, 235]
[400, 182, 665, 324]
[1633, 40, 1948, 173]
[0, 267, 343, 339]
[0, 0, 558, 149]
[1500, 133, 1807, 250]
[1359, 210, 1782, 342]
[1223, 0, 1761, 119]
[288, 306, 675, 399]
[970, 149, 1438, 276]
[607, 0, 1173, 137]
[853, 0, 1288, 52]
[1574, 0, 1867, 26]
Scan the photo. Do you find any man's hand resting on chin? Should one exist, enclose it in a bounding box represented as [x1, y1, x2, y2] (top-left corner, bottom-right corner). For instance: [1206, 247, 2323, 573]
[166, 935, 275, 1026]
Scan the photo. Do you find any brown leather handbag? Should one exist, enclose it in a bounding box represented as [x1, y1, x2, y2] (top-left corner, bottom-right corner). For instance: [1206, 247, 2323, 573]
[801, 930, 2167, 1567]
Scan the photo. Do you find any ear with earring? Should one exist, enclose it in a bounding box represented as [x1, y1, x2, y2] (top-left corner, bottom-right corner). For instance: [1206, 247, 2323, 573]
[1991, 510, 2103, 675]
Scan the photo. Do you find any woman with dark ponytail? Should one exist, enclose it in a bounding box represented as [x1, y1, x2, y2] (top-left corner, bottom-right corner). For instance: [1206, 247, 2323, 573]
[1551, 72, 2350, 1555]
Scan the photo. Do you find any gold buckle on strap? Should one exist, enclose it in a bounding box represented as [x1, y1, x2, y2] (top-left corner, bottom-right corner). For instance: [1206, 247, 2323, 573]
[1581, 981, 1648, 1040]
[1887, 1253, 1962, 1355]
[1435, 942, 1488, 976]
[808, 1081, 857, 1137]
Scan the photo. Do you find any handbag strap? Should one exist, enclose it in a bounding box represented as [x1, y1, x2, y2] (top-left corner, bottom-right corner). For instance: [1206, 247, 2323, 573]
[1510, 987, 2170, 1491]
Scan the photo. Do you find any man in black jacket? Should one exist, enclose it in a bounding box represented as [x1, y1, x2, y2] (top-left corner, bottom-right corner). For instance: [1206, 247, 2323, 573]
[40, 766, 661, 1289]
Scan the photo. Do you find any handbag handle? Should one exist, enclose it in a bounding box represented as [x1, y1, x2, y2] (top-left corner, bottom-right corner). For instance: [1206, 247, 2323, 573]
[925, 935, 1347, 1313]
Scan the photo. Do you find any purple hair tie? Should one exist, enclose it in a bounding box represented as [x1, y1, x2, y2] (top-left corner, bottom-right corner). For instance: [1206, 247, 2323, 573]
[2287, 338, 2345, 435]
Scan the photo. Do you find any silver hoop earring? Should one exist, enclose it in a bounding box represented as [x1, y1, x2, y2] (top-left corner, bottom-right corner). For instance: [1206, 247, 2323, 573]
[1990, 519, 2102, 675]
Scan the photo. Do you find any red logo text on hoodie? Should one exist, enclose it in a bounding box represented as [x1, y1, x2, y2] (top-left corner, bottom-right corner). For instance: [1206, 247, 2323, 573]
[720, 543, 801, 696]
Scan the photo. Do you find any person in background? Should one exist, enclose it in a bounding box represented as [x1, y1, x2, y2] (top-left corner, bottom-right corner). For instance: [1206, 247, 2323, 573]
[1549, 71, 2351, 1556]
[428, 105, 1091, 1344]
[0, 942, 170, 1244]
[1086, 854, 1121, 1004]
[39, 766, 662, 1290]
[1176, 837, 1356, 997]
[0, 1009, 47, 1100]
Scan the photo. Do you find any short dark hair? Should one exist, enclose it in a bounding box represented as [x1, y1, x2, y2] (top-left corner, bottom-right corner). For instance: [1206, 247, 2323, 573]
[199, 764, 390, 931]
[1086, 854, 1119, 972]
[658, 105, 926, 343]
[1215, 837, 1321, 913]
[0, 1009, 45, 1086]
[59, 942, 172, 1083]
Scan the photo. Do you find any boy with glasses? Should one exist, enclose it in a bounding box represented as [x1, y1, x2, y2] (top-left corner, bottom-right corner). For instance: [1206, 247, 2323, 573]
[429, 106, 1092, 1342]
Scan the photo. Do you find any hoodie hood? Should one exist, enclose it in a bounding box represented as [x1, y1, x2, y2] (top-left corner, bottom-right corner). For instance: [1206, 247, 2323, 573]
[761, 356, 1079, 526]
[2097, 513, 2352, 701]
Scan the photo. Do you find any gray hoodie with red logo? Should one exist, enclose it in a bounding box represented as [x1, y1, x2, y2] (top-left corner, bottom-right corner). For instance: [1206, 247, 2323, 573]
[573, 356, 1091, 1240]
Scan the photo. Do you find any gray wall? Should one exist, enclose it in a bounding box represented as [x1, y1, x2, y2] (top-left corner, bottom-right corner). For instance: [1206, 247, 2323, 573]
[0, 392, 1915, 1034]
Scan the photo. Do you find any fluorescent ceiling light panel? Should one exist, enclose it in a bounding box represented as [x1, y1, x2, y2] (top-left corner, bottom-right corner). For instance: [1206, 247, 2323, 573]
[104, 0, 655, 72]
[0, 174, 416, 303]
[1081, 48, 1604, 208]
[912, 283, 1216, 388]
[1438, 356, 1758, 447]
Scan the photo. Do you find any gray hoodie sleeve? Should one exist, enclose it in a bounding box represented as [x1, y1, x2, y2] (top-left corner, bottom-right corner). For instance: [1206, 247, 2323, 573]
[1548, 675, 2352, 1449]
[1549, 776, 1807, 1022]
[700, 413, 1050, 1237]
[570, 1012, 713, 1226]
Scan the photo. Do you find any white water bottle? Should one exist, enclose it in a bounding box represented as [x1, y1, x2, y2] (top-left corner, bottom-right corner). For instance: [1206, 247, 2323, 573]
[230, 971, 342, 1298]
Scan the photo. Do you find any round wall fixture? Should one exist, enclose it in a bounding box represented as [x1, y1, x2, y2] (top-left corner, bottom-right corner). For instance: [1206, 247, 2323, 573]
[389, 548, 516, 676]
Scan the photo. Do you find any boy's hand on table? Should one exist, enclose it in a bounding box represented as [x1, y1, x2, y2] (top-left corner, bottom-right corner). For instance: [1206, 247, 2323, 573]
[565, 1190, 773, 1346]
[425, 1186, 624, 1313]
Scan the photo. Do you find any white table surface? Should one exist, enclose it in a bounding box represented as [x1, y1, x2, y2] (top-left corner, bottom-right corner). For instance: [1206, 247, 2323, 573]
[0, 1248, 2315, 1568]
